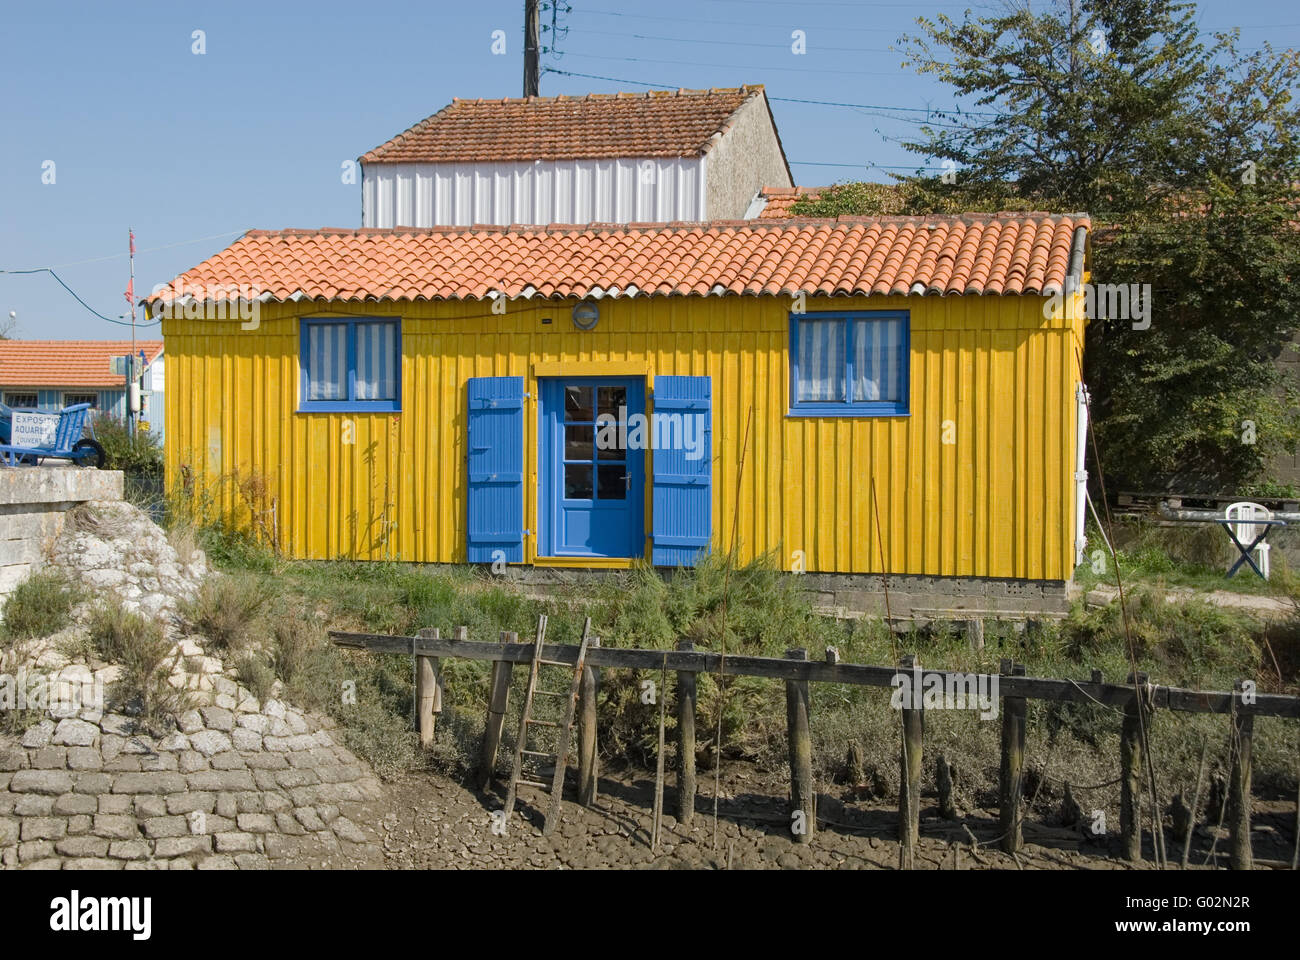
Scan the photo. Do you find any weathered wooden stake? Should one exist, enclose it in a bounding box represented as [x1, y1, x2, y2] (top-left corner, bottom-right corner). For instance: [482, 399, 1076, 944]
[785, 648, 814, 843]
[936, 753, 958, 820]
[998, 659, 1026, 854]
[1228, 680, 1254, 871]
[1120, 670, 1148, 862]
[676, 638, 697, 824]
[478, 630, 515, 789]
[966, 619, 985, 653]
[898, 654, 923, 866]
[415, 627, 442, 747]
[577, 637, 600, 806]
[846, 739, 865, 785]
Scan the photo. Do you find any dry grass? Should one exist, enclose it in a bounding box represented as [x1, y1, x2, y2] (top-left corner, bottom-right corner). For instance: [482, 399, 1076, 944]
[85, 598, 192, 727]
[179, 572, 274, 654]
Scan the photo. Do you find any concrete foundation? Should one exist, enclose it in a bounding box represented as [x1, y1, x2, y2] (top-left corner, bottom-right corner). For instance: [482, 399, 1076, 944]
[501, 564, 1070, 621]
[0, 467, 123, 605]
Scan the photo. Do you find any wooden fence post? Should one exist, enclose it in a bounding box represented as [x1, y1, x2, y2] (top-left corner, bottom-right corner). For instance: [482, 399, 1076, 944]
[1120, 670, 1148, 862]
[898, 653, 923, 866]
[478, 630, 515, 789]
[998, 659, 1027, 854]
[415, 627, 443, 747]
[785, 648, 814, 843]
[676, 638, 697, 824]
[577, 638, 600, 806]
[1228, 680, 1254, 870]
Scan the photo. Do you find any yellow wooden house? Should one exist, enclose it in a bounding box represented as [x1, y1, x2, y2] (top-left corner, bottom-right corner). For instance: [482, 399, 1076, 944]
[151, 212, 1091, 611]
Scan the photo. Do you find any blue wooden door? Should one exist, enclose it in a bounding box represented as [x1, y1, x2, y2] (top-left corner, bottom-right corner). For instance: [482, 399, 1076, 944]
[466, 376, 526, 563]
[540, 378, 645, 557]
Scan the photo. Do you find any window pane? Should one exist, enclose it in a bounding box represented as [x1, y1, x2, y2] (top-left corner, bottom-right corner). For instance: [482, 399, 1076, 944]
[305, 323, 348, 401]
[4, 393, 38, 408]
[354, 322, 398, 401]
[597, 464, 627, 500]
[565, 386, 594, 421]
[597, 386, 626, 419]
[64, 394, 98, 408]
[852, 317, 905, 403]
[565, 425, 594, 460]
[564, 464, 593, 499]
[796, 318, 846, 403]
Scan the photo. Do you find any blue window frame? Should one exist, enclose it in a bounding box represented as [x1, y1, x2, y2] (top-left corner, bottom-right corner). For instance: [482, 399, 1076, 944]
[298, 318, 401, 412]
[788, 310, 909, 417]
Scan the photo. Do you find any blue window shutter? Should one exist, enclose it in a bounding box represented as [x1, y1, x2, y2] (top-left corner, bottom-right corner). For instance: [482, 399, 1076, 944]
[467, 376, 525, 563]
[651, 376, 712, 567]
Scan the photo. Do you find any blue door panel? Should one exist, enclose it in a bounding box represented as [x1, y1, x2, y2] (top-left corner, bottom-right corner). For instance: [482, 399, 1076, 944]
[540, 378, 645, 558]
[467, 376, 525, 563]
[651, 376, 712, 567]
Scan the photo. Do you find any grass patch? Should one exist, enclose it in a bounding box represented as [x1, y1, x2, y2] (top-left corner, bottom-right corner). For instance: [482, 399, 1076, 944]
[169, 509, 1300, 804]
[0, 569, 82, 646]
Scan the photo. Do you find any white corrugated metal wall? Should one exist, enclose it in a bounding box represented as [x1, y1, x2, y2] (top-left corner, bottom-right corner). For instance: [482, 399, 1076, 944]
[362, 157, 708, 227]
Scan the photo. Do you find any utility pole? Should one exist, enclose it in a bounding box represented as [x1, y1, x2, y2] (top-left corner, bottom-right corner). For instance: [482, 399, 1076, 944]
[127, 228, 137, 439]
[523, 0, 540, 97]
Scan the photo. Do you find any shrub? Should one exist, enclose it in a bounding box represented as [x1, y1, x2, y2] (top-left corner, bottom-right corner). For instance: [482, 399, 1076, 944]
[179, 573, 274, 653]
[85, 599, 189, 725]
[0, 569, 81, 645]
[91, 413, 163, 478]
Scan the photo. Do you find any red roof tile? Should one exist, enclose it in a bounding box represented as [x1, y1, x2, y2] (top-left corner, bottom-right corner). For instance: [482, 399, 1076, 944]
[0, 340, 163, 388]
[756, 186, 827, 218]
[361, 86, 765, 164]
[150, 215, 1089, 308]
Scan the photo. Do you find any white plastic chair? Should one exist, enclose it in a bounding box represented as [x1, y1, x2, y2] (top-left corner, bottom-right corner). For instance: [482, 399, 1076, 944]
[1224, 501, 1272, 579]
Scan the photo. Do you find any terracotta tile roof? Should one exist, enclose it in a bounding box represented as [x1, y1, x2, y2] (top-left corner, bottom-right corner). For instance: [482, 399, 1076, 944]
[361, 86, 765, 164]
[756, 186, 827, 218]
[149, 214, 1089, 308]
[0, 340, 163, 388]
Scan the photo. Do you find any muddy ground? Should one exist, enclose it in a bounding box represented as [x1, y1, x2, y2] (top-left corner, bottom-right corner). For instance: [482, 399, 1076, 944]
[277, 761, 1300, 870]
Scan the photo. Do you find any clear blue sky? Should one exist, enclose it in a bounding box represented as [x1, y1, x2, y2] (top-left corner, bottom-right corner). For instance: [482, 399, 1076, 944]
[1, 0, 1296, 338]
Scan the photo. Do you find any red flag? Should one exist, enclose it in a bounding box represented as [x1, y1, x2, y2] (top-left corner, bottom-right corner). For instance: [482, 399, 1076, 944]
[124, 279, 134, 305]
[129, 230, 136, 255]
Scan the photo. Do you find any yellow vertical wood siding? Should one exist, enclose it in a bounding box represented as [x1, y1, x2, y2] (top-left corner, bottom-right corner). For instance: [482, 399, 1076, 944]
[163, 292, 1085, 580]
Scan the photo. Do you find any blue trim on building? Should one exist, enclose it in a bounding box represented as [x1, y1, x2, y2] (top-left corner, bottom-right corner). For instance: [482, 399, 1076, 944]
[788, 310, 910, 417]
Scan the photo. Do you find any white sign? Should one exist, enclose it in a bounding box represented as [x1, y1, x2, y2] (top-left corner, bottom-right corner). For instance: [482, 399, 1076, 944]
[10, 411, 58, 448]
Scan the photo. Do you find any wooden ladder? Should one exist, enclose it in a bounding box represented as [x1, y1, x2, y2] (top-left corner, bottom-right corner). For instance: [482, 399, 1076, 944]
[502, 615, 591, 835]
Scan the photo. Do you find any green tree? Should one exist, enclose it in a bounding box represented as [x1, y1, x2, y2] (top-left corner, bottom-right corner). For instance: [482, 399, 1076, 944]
[795, 1, 1300, 491]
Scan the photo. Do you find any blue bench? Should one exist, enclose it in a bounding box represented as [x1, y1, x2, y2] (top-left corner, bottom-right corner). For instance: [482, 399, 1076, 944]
[0, 403, 106, 467]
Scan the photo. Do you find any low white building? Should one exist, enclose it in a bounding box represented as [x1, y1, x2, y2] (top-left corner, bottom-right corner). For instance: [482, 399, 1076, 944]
[360, 85, 792, 228]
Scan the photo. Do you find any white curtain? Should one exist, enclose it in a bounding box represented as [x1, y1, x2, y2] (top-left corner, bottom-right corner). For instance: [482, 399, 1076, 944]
[796, 318, 845, 402]
[853, 317, 904, 403]
[355, 322, 397, 400]
[306, 323, 347, 401]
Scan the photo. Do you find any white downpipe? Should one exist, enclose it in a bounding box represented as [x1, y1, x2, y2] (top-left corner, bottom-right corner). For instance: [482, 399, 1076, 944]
[1074, 383, 1090, 567]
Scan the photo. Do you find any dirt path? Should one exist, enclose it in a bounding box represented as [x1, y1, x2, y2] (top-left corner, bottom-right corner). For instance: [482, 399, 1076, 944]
[326, 762, 1296, 870]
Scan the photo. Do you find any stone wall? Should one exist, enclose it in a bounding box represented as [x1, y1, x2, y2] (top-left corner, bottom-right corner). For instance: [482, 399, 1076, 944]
[0, 495, 387, 870]
[0, 698, 384, 870]
[0, 468, 123, 605]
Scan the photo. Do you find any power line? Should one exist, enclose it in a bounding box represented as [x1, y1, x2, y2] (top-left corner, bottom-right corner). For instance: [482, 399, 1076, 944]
[560, 51, 906, 78]
[572, 7, 902, 33]
[575, 27, 893, 54]
[543, 67, 1000, 118]
[0, 267, 160, 328]
[0, 229, 245, 273]
[770, 94, 1000, 117]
